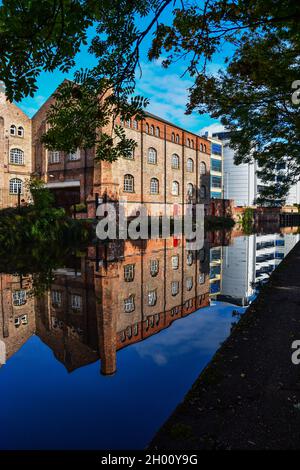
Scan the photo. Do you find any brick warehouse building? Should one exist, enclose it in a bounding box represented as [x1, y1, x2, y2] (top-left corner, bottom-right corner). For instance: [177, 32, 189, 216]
[31, 85, 211, 217]
[0, 83, 211, 214]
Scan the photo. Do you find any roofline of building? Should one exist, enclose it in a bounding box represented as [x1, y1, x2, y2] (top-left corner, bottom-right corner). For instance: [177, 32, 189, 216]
[144, 111, 209, 141]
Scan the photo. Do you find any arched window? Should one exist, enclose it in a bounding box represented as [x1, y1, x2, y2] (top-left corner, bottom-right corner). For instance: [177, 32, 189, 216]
[200, 161, 206, 175]
[186, 138, 190, 147]
[186, 277, 193, 291]
[171, 132, 175, 142]
[133, 119, 138, 130]
[145, 123, 149, 133]
[203, 144, 207, 153]
[187, 158, 194, 172]
[123, 174, 134, 192]
[155, 126, 160, 137]
[9, 178, 23, 194]
[148, 147, 157, 164]
[172, 181, 179, 196]
[191, 139, 194, 149]
[17, 126, 24, 137]
[172, 153, 180, 169]
[200, 185, 206, 199]
[150, 177, 159, 194]
[187, 183, 194, 197]
[200, 143, 204, 152]
[150, 259, 159, 276]
[150, 125, 154, 135]
[176, 134, 180, 144]
[10, 125, 16, 136]
[10, 148, 24, 165]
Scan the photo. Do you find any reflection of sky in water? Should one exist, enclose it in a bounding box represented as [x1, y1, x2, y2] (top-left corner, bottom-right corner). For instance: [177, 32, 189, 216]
[0, 302, 244, 450]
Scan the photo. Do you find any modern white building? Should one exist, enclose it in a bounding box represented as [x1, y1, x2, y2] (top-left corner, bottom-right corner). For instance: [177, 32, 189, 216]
[206, 129, 300, 207]
[217, 232, 300, 306]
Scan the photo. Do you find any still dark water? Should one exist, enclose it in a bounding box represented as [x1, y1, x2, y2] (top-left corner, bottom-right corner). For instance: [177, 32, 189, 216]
[0, 230, 298, 449]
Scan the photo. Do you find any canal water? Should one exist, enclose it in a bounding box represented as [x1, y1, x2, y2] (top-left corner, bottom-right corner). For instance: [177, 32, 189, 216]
[0, 229, 299, 449]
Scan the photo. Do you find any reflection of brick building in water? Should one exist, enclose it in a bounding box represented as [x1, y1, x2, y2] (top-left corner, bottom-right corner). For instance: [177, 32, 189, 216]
[32, 237, 210, 375]
[0, 274, 35, 364]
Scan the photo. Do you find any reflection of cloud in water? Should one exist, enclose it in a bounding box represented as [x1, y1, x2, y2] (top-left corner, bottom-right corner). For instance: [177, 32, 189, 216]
[133, 302, 245, 366]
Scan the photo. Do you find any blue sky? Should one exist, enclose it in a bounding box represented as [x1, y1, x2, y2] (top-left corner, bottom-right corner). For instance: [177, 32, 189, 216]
[19, 12, 227, 136]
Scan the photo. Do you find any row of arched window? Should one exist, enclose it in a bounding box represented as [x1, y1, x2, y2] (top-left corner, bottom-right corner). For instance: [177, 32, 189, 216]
[123, 174, 207, 198]
[120, 118, 208, 151]
[127, 147, 207, 174]
[10, 125, 24, 137]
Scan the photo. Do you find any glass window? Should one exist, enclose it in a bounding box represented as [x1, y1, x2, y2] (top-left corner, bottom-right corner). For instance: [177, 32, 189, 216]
[10, 125, 16, 135]
[200, 161, 206, 175]
[211, 159, 222, 172]
[150, 259, 159, 276]
[71, 294, 82, 310]
[212, 143, 222, 155]
[124, 264, 135, 282]
[155, 127, 160, 137]
[150, 178, 159, 194]
[51, 290, 62, 306]
[124, 295, 135, 313]
[9, 178, 23, 194]
[175, 134, 180, 144]
[150, 125, 154, 135]
[172, 181, 179, 195]
[171, 132, 175, 142]
[171, 281, 179, 296]
[68, 149, 80, 161]
[12, 290, 26, 306]
[148, 290, 157, 306]
[148, 147, 157, 164]
[186, 277, 193, 291]
[187, 183, 194, 196]
[211, 176, 222, 188]
[48, 150, 60, 163]
[172, 255, 179, 270]
[17, 126, 24, 137]
[199, 273, 205, 284]
[172, 154, 180, 169]
[187, 158, 194, 172]
[200, 185, 207, 199]
[133, 120, 138, 130]
[124, 174, 134, 192]
[10, 148, 24, 165]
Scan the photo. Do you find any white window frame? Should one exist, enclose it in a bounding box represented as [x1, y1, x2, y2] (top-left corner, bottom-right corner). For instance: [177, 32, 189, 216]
[9, 178, 23, 194]
[148, 290, 157, 306]
[68, 149, 80, 161]
[172, 255, 179, 270]
[172, 181, 179, 196]
[10, 148, 24, 165]
[171, 281, 179, 296]
[187, 158, 194, 172]
[148, 147, 157, 164]
[71, 294, 82, 310]
[172, 154, 180, 169]
[51, 290, 62, 306]
[124, 295, 135, 313]
[150, 259, 159, 276]
[48, 150, 60, 164]
[12, 290, 26, 306]
[124, 264, 135, 282]
[150, 178, 159, 194]
[124, 174, 134, 192]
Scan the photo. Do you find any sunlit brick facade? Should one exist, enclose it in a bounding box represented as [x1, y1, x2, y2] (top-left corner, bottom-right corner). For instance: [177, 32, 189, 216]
[0, 89, 32, 209]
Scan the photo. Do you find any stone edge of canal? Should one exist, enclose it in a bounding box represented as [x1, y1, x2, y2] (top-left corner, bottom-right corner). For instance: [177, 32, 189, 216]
[149, 240, 300, 450]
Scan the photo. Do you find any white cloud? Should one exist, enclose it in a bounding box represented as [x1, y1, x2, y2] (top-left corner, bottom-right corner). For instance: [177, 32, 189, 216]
[199, 122, 225, 137]
[135, 60, 215, 132]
